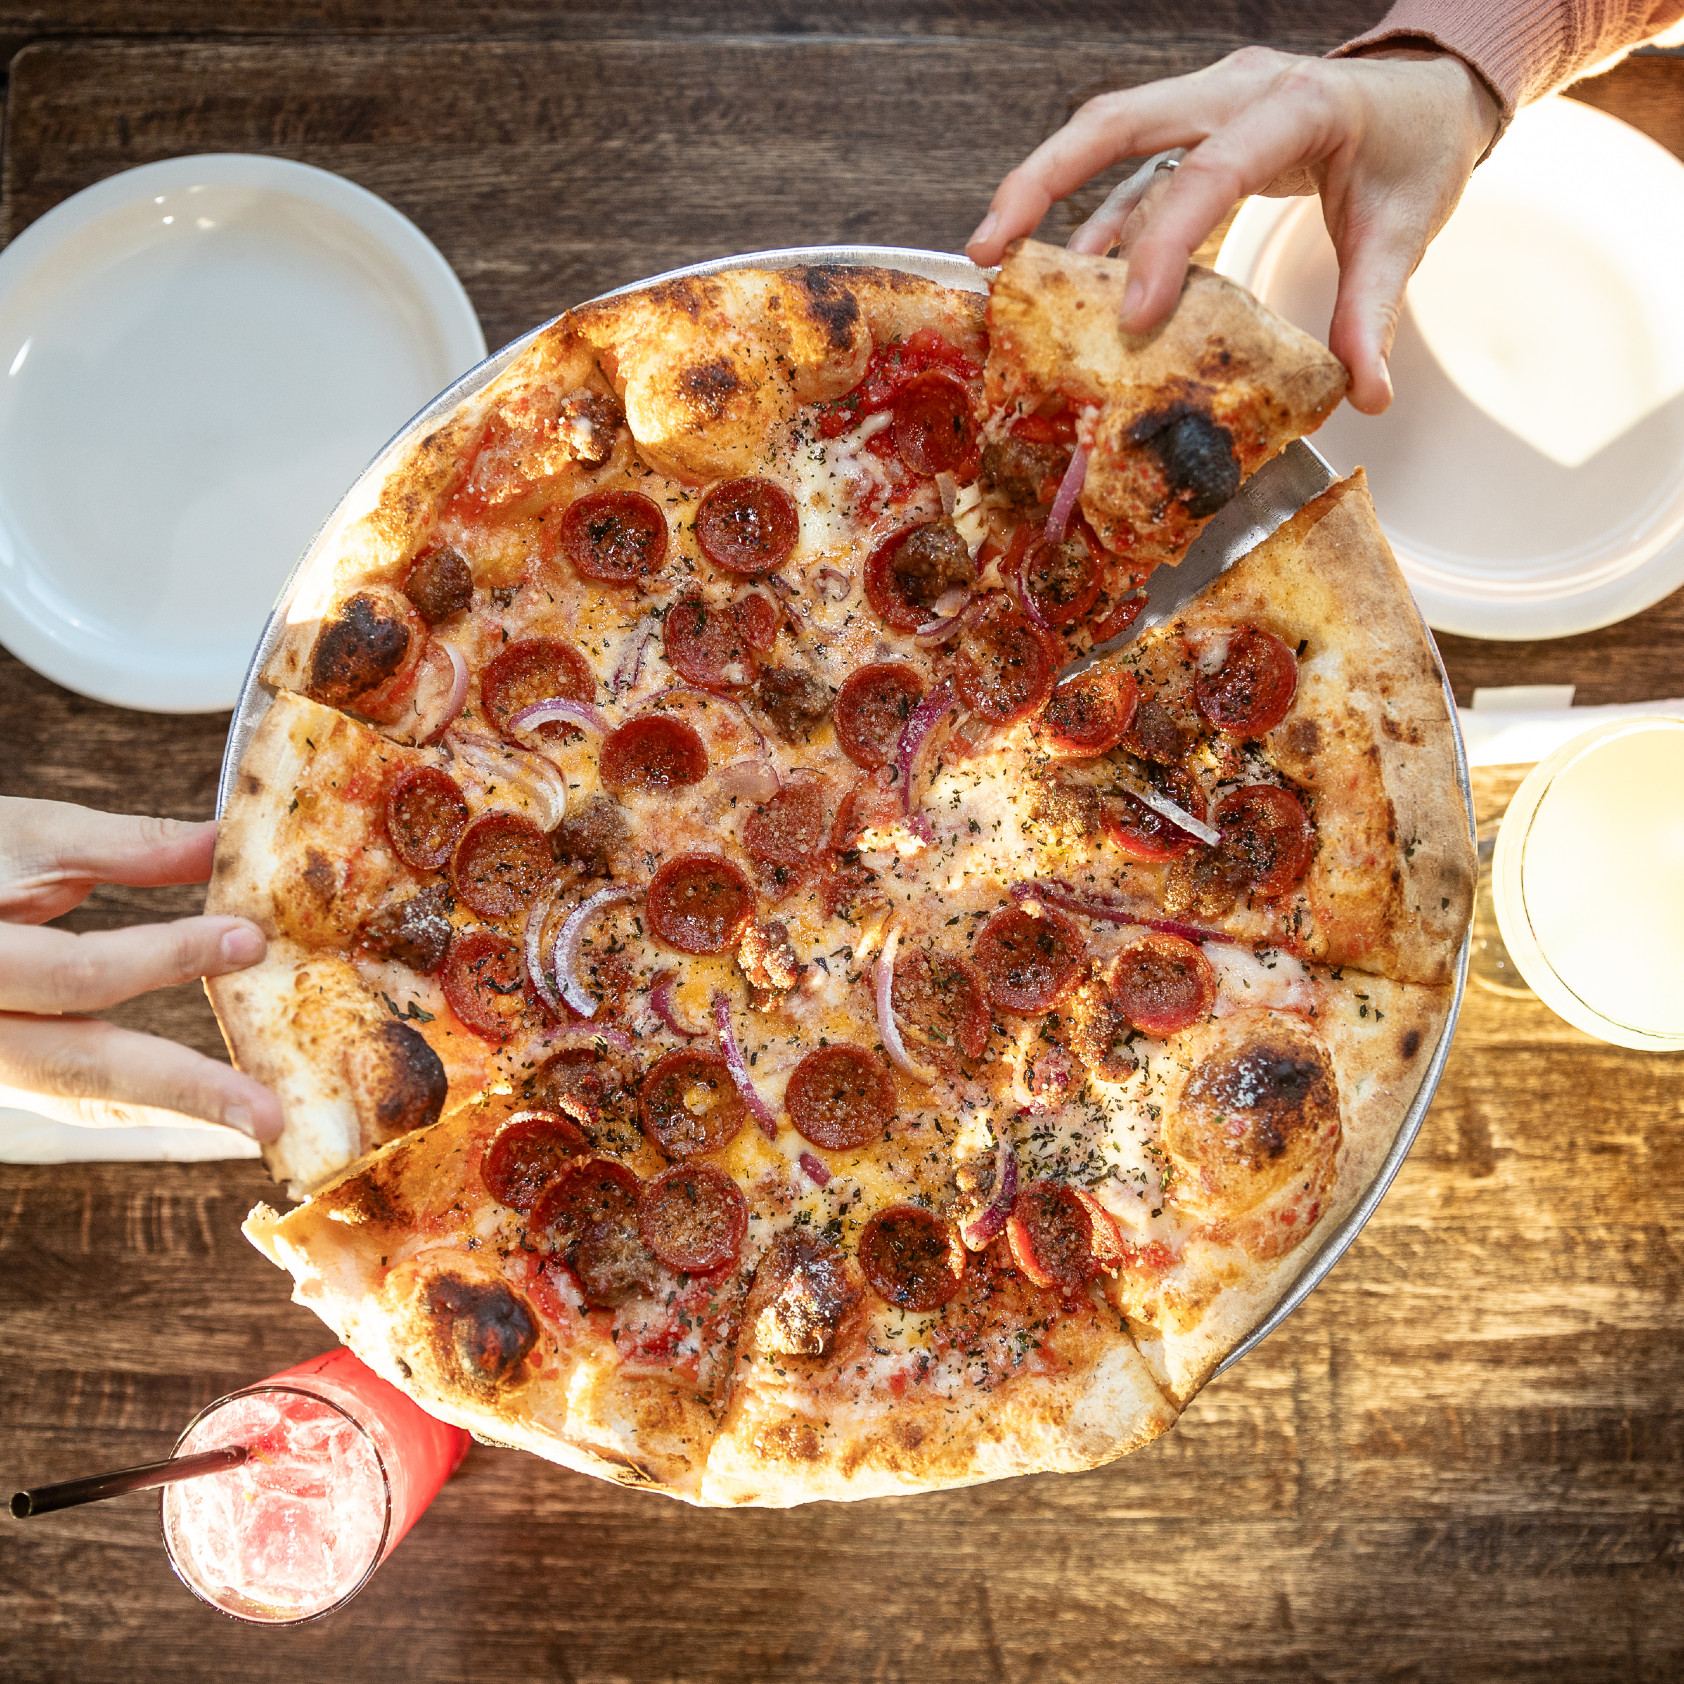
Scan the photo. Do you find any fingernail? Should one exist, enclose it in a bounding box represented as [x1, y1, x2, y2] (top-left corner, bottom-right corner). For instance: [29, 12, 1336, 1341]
[220, 925, 265, 965]
[1120, 279, 1146, 327]
[968, 212, 998, 252]
[223, 1104, 256, 1139]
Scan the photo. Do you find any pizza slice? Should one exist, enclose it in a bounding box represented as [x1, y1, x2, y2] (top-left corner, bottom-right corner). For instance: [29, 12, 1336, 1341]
[1020, 471, 1476, 985]
[982, 237, 1348, 567]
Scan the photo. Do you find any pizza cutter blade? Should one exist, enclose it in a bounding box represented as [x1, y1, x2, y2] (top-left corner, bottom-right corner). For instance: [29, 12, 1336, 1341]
[1058, 436, 1337, 683]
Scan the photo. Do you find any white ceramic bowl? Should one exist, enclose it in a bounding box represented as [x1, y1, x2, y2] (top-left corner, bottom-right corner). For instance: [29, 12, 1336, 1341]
[1218, 97, 1684, 640]
[0, 154, 486, 712]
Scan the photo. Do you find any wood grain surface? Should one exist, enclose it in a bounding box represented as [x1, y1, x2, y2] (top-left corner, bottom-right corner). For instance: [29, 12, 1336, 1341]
[2, 16, 1681, 1681]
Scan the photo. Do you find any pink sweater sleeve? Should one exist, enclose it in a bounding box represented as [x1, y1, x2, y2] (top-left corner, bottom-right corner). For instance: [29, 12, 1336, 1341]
[1332, 0, 1684, 117]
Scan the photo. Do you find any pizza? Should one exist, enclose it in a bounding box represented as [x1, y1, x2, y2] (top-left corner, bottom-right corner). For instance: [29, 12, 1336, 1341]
[213, 239, 1474, 1506]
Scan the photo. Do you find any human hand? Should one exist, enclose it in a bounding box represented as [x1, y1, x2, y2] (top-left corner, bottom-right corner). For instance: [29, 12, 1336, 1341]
[0, 797, 282, 1141]
[966, 45, 1501, 414]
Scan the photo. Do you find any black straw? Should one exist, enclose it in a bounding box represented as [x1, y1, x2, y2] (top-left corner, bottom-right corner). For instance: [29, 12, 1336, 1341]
[10, 1445, 248, 1518]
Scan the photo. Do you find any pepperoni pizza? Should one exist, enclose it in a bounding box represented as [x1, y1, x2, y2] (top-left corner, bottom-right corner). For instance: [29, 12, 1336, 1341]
[216, 241, 1474, 1504]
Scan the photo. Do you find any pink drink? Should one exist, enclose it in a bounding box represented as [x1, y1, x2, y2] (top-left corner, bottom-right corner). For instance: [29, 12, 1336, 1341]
[161, 1349, 469, 1623]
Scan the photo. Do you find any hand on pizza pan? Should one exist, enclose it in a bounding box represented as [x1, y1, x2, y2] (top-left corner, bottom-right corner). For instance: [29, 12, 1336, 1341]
[0, 798, 282, 1142]
[966, 45, 1501, 415]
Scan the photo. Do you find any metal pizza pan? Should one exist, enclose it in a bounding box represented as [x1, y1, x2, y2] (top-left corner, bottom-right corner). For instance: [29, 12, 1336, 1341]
[215, 243, 1471, 1386]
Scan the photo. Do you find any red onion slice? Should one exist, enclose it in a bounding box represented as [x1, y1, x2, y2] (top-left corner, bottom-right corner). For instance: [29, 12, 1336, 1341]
[419, 641, 469, 744]
[1013, 1043, 1074, 1114]
[611, 624, 657, 696]
[1045, 443, 1088, 546]
[712, 991, 778, 1138]
[816, 566, 851, 602]
[960, 1141, 1019, 1251]
[874, 927, 938, 1083]
[766, 573, 800, 599]
[935, 472, 959, 516]
[508, 696, 610, 737]
[1013, 545, 1052, 635]
[554, 885, 642, 1019]
[524, 880, 568, 1020]
[530, 1020, 634, 1055]
[444, 727, 568, 830]
[1009, 879, 1239, 946]
[649, 969, 705, 1038]
[798, 1151, 832, 1187]
[715, 759, 782, 803]
[894, 675, 956, 822]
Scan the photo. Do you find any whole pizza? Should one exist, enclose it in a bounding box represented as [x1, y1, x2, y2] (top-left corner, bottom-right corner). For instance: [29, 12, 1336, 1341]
[212, 240, 1475, 1505]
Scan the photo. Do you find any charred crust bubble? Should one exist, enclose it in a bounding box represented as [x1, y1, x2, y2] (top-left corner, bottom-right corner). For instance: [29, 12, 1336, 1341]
[307, 592, 412, 706]
[1131, 405, 1241, 519]
[361, 884, 454, 974]
[1401, 1028, 1422, 1060]
[403, 546, 473, 624]
[795, 267, 862, 352]
[424, 1275, 536, 1389]
[357, 1020, 448, 1143]
[679, 356, 742, 419]
[1201, 1044, 1332, 1165]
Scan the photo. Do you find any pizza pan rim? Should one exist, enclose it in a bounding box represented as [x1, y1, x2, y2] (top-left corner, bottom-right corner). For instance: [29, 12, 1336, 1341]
[217, 243, 1470, 1389]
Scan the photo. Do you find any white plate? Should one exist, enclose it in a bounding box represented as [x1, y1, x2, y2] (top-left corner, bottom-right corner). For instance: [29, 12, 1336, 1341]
[0, 154, 486, 711]
[1217, 97, 1684, 640]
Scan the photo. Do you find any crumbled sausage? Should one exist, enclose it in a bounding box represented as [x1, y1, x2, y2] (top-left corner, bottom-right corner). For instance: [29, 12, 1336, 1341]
[754, 666, 832, 743]
[557, 390, 623, 468]
[551, 795, 628, 875]
[892, 517, 975, 609]
[982, 435, 1066, 505]
[746, 1232, 853, 1358]
[404, 545, 474, 623]
[361, 884, 453, 974]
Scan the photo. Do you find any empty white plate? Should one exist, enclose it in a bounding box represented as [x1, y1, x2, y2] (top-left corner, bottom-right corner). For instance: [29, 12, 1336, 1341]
[1218, 98, 1684, 640]
[0, 154, 486, 711]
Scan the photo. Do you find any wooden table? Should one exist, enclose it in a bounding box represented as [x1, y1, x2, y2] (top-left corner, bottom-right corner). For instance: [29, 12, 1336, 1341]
[3, 9, 1681, 1678]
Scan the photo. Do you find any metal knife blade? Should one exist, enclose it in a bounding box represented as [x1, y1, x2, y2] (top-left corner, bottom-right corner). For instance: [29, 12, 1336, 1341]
[1058, 437, 1336, 683]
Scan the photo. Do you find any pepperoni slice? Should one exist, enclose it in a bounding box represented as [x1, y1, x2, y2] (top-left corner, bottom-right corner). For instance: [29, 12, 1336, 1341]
[1104, 765, 1209, 862]
[482, 1111, 591, 1212]
[384, 765, 469, 871]
[646, 854, 753, 955]
[834, 663, 925, 770]
[1009, 519, 1103, 630]
[742, 780, 828, 875]
[733, 592, 780, 654]
[1124, 693, 1194, 766]
[1010, 410, 1077, 446]
[639, 1049, 747, 1158]
[1192, 627, 1299, 737]
[785, 1044, 896, 1152]
[1110, 934, 1218, 1036]
[638, 1162, 748, 1273]
[1006, 1181, 1099, 1296]
[857, 1206, 965, 1310]
[956, 597, 1059, 725]
[1034, 668, 1138, 758]
[451, 811, 554, 919]
[1213, 784, 1315, 896]
[695, 478, 799, 577]
[890, 371, 975, 475]
[529, 1157, 641, 1249]
[663, 595, 769, 692]
[973, 907, 1086, 1015]
[599, 716, 708, 794]
[1088, 591, 1145, 645]
[889, 947, 990, 1060]
[441, 929, 530, 1042]
[559, 489, 669, 586]
[481, 638, 595, 741]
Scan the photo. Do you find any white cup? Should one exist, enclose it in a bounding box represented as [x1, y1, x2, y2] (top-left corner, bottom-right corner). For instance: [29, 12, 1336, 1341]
[1491, 715, 1684, 1050]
